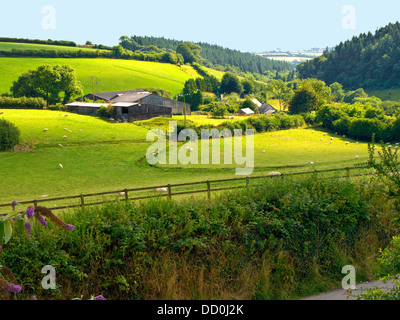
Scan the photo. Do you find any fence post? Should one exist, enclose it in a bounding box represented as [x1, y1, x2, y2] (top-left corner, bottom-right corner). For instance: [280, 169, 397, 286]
[124, 189, 129, 201]
[346, 167, 350, 180]
[167, 184, 172, 200]
[33, 200, 37, 209]
[246, 177, 249, 188]
[207, 181, 211, 199]
[80, 194, 85, 207]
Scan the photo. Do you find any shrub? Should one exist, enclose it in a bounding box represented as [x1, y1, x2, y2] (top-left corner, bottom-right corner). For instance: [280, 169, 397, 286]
[0, 96, 46, 109]
[0, 118, 20, 151]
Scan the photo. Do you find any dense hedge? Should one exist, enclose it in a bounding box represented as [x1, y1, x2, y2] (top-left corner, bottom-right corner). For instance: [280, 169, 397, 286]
[176, 114, 305, 138]
[0, 118, 20, 151]
[0, 37, 76, 47]
[0, 97, 47, 109]
[0, 177, 393, 300]
[316, 103, 399, 142]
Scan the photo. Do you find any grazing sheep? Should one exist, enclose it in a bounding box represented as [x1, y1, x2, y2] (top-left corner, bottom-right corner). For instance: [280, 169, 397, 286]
[119, 192, 126, 197]
[346, 142, 349, 145]
[355, 156, 359, 159]
[268, 172, 281, 176]
[58, 144, 63, 147]
[263, 150, 266, 153]
[64, 114, 69, 117]
[312, 131, 314, 134]
[156, 188, 168, 193]
[321, 138, 323, 141]
[43, 128, 48, 132]
[324, 133, 327, 136]
[0, 112, 4, 114]
[59, 164, 63, 169]
[309, 162, 314, 165]
[330, 141, 333, 144]
[343, 135, 346, 138]
[62, 135, 67, 139]
[330, 137, 333, 140]
[79, 129, 83, 132]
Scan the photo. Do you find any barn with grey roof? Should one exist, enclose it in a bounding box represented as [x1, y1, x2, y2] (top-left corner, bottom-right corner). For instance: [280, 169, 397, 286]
[67, 89, 191, 122]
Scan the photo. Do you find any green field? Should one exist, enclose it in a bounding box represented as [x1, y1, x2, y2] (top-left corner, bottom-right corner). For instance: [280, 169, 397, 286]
[0, 42, 110, 53]
[0, 110, 372, 205]
[0, 57, 201, 96]
[367, 88, 400, 101]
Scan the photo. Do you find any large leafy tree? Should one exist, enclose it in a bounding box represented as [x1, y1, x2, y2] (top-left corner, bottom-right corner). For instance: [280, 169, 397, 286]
[220, 72, 243, 95]
[11, 64, 83, 106]
[264, 80, 294, 111]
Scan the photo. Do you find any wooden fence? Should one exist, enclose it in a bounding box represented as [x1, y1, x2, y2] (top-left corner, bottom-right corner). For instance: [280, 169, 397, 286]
[0, 166, 373, 215]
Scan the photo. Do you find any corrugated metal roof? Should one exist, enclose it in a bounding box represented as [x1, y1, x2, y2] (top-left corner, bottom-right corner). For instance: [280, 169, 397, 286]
[66, 102, 108, 108]
[240, 108, 255, 114]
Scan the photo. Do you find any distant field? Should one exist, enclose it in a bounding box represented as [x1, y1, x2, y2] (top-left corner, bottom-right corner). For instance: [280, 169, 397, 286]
[367, 88, 400, 101]
[0, 42, 110, 53]
[0, 110, 372, 204]
[0, 57, 201, 96]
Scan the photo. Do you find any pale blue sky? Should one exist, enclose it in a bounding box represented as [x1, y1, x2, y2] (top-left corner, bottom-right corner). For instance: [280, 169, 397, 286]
[1, 0, 399, 52]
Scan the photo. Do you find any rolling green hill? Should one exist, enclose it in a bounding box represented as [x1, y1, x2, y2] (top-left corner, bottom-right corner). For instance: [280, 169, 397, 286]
[0, 57, 201, 96]
[0, 110, 371, 204]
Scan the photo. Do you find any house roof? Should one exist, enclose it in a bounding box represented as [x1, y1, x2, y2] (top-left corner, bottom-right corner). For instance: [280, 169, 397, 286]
[259, 103, 277, 114]
[240, 108, 255, 114]
[252, 98, 262, 108]
[66, 102, 108, 108]
[89, 90, 152, 102]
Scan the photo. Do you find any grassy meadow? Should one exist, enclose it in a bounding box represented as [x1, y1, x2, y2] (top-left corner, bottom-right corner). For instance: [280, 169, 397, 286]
[0, 110, 373, 206]
[0, 57, 201, 96]
[0, 42, 110, 53]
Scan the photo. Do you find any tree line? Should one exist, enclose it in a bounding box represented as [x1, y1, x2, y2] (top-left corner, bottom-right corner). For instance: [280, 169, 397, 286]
[297, 21, 400, 90]
[119, 35, 293, 75]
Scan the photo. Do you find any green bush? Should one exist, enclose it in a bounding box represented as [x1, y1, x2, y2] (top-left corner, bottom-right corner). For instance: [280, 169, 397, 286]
[0, 176, 393, 300]
[0, 96, 46, 109]
[0, 118, 20, 151]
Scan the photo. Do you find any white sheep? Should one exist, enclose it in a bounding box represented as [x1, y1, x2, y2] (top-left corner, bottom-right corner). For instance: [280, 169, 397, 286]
[263, 150, 266, 153]
[156, 188, 168, 193]
[309, 162, 314, 165]
[62, 135, 67, 139]
[43, 128, 48, 132]
[58, 144, 63, 147]
[64, 114, 69, 117]
[321, 138, 323, 141]
[59, 164, 63, 169]
[355, 155, 359, 159]
[268, 172, 282, 176]
[0, 112, 4, 115]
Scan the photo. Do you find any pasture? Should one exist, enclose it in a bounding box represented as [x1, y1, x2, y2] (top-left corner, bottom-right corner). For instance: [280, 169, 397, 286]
[0, 42, 110, 53]
[0, 110, 373, 205]
[0, 57, 201, 97]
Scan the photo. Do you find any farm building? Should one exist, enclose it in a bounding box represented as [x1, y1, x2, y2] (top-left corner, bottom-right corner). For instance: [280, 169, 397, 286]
[259, 103, 277, 115]
[69, 89, 191, 122]
[238, 108, 255, 116]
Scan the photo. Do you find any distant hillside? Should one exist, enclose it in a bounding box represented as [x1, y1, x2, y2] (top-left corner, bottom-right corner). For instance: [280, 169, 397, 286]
[120, 36, 293, 75]
[0, 57, 201, 96]
[297, 22, 400, 90]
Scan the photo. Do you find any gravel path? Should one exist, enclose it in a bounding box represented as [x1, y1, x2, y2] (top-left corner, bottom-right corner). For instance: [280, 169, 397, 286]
[301, 280, 396, 300]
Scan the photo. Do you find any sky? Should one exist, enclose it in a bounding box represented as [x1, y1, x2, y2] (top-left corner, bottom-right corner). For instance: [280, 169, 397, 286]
[1, 0, 400, 53]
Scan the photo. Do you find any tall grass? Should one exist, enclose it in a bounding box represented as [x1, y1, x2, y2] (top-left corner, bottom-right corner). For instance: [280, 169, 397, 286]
[0, 176, 397, 300]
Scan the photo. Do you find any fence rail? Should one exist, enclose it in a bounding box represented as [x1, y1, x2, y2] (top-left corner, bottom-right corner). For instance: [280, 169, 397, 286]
[0, 166, 373, 215]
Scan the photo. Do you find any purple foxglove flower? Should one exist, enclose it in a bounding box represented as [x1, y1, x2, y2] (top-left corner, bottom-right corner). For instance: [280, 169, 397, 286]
[26, 207, 35, 219]
[7, 284, 22, 293]
[36, 214, 47, 227]
[65, 224, 75, 231]
[95, 295, 107, 300]
[25, 222, 32, 238]
[0, 244, 2, 253]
